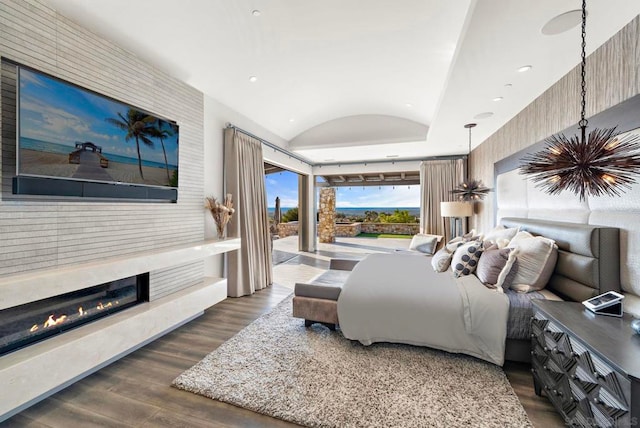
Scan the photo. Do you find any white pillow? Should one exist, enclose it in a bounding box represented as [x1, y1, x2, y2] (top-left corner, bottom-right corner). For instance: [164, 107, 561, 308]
[484, 225, 519, 244]
[409, 233, 442, 255]
[508, 231, 534, 246]
[507, 234, 558, 292]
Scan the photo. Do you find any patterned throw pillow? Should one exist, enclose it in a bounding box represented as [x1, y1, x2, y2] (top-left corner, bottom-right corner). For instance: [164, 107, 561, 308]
[451, 240, 483, 278]
[431, 248, 454, 272]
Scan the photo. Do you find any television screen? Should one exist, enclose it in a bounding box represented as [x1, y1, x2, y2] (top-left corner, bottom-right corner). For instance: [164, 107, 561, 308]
[17, 67, 179, 189]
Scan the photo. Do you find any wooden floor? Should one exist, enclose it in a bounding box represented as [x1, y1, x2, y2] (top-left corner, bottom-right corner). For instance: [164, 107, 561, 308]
[2, 282, 564, 427]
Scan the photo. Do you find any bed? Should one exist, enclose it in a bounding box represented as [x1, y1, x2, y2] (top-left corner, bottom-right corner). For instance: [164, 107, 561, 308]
[327, 217, 622, 365]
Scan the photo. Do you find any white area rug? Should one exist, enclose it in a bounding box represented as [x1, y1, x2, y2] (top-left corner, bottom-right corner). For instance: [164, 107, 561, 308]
[173, 297, 532, 428]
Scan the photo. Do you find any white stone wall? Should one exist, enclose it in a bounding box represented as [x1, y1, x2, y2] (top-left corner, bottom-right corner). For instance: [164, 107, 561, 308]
[0, 0, 205, 299]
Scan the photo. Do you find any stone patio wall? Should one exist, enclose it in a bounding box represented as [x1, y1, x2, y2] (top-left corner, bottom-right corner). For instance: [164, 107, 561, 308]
[277, 221, 299, 238]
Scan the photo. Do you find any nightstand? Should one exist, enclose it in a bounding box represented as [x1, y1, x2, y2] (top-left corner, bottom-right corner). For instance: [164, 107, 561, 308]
[531, 300, 640, 428]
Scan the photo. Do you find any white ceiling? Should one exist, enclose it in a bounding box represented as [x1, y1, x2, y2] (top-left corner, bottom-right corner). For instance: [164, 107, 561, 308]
[42, 0, 640, 164]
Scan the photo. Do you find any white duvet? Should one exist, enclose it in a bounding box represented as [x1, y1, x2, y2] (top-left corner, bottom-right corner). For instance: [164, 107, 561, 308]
[336, 253, 510, 365]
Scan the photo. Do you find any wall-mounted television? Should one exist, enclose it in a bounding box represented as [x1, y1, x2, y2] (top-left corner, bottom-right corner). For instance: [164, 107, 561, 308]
[14, 65, 179, 201]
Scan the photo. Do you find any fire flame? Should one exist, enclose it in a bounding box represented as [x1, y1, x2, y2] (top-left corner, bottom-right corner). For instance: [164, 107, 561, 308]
[43, 314, 67, 328]
[98, 302, 113, 309]
[29, 298, 122, 336]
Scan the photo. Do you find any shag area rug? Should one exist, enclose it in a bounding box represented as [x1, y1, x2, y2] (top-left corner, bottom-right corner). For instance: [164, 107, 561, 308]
[173, 297, 532, 428]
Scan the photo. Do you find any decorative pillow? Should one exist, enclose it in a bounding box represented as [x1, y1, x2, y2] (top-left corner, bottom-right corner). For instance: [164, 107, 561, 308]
[507, 235, 558, 292]
[496, 248, 519, 290]
[495, 238, 511, 249]
[508, 231, 534, 246]
[483, 225, 519, 244]
[431, 248, 454, 272]
[476, 247, 517, 291]
[409, 234, 442, 255]
[445, 239, 465, 253]
[450, 240, 483, 277]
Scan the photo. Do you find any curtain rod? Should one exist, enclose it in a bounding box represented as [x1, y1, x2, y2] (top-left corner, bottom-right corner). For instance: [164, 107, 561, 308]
[316, 155, 466, 168]
[225, 123, 465, 168]
[225, 123, 313, 166]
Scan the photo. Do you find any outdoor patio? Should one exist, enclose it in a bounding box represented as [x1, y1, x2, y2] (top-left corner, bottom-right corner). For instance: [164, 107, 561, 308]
[272, 235, 411, 289]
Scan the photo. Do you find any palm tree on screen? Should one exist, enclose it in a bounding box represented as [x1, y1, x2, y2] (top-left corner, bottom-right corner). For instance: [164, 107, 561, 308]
[106, 109, 155, 179]
[149, 120, 175, 182]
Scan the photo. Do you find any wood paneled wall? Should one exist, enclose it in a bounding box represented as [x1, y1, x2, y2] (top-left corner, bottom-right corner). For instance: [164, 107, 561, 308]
[470, 16, 640, 232]
[0, 0, 205, 299]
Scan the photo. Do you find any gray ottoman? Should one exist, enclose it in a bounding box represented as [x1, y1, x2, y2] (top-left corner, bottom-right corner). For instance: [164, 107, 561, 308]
[292, 258, 359, 330]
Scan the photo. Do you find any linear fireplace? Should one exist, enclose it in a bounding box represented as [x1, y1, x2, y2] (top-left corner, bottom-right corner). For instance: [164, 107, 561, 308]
[0, 274, 149, 356]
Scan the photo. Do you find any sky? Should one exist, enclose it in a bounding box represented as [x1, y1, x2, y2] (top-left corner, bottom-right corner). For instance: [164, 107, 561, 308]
[19, 68, 178, 166]
[265, 170, 420, 208]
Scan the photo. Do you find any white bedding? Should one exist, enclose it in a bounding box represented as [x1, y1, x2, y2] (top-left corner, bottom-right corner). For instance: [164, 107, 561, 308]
[336, 253, 510, 365]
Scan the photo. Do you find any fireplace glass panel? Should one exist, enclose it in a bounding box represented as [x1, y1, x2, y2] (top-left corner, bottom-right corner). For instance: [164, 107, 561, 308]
[0, 274, 148, 356]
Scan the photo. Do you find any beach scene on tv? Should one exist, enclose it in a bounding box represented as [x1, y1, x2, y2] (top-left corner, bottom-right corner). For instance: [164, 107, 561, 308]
[18, 68, 179, 188]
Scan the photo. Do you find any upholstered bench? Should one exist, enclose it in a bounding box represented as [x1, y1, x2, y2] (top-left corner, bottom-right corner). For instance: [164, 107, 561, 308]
[292, 258, 360, 330]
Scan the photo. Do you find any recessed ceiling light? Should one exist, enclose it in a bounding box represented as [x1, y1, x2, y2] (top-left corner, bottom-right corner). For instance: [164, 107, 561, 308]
[493, 96, 504, 102]
[504, 83, 513, 88]
[249, 76, 258, 83]
[474, 112, 494, 120]
[405, 103, 413, 108]
[251, 9, 261, 16]
[517, 65, 533, 73]
[289, 118, 295, 123]
[541, 10, 582, 35]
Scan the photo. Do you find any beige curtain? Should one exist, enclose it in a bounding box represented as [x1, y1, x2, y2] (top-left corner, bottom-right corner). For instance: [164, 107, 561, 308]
[224, 128, 273, 297]
[419, 159, 464, 238]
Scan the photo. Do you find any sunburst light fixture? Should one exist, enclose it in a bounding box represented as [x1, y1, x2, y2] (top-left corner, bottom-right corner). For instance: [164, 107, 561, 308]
[451, 123, 492, 201]
[520, 0, 640, 201]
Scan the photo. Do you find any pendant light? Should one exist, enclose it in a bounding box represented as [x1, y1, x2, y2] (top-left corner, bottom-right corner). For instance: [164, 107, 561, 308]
[520, 0, 640, 201]
[451, 123, 492, 201]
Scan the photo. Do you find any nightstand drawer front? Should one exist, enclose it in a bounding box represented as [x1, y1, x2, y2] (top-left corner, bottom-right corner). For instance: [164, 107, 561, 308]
[532, 309, 632, 427]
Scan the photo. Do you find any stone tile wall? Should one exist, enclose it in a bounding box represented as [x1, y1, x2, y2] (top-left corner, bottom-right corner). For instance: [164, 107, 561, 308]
[318, 188, 336, 243]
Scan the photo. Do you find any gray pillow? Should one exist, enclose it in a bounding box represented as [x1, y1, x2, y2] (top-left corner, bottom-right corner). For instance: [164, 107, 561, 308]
[476, 247, 517, 290]
[431, 248, 454, 272]
[409, 234, 441, 255]
[451, 241, 483, 278]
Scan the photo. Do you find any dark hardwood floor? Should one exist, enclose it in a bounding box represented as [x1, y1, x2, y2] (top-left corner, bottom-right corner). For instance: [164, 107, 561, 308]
[2, 283, 564, 427]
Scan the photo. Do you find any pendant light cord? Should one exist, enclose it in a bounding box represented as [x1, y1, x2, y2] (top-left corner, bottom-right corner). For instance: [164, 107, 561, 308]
[579, 0, 588, 140]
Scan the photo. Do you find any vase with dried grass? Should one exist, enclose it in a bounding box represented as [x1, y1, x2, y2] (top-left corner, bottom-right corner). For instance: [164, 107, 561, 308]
[205, 194, 234, 239]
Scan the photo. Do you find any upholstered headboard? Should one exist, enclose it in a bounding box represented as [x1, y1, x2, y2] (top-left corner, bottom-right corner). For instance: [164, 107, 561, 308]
[501, 217, 621, 302]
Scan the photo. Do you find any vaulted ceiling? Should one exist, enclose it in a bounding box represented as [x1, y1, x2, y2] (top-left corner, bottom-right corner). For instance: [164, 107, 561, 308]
[43, 0, 640, 164]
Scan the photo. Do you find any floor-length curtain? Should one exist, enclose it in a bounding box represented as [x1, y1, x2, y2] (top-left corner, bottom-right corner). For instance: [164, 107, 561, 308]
[224, 128, 273, 297]
[419, 159, 464, 238]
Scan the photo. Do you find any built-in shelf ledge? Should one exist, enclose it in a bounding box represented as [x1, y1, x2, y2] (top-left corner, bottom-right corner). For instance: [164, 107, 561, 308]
[0, 237, 241, 311]
[0, 277, 227, 422]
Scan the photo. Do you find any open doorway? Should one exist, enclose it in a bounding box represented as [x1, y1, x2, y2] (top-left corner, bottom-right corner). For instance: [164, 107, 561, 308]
[315, 170, 421, 242]
[264, 162, 300, 265]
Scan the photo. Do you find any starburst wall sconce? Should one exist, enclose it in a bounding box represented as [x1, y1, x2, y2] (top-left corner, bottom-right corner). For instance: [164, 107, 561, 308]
[520, 0, 640, 201]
